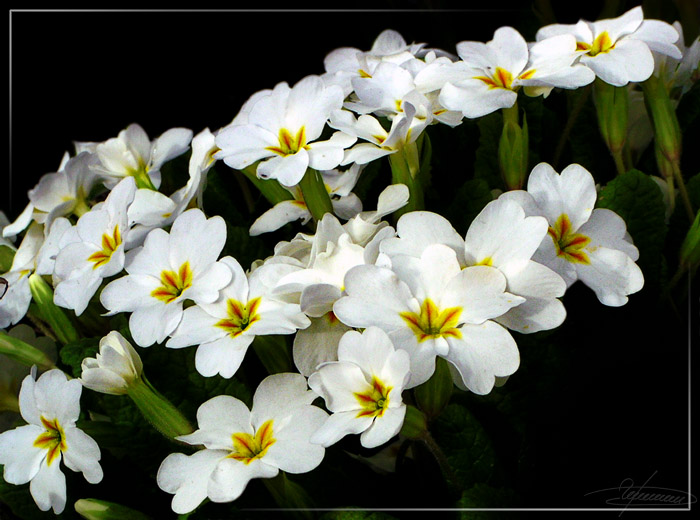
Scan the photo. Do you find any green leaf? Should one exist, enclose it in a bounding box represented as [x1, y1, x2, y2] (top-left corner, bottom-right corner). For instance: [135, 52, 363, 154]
[596, 169, 668, 291]
[319, 511, 398, 520]
[0, 245, 15, 273]
[431, 403, 497, 489]
[60, 337, 101, 378]
[457, 483, 517, 518]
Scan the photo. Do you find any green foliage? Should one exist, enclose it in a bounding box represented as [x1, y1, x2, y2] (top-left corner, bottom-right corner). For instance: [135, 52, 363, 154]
[444, 178, 494, 235]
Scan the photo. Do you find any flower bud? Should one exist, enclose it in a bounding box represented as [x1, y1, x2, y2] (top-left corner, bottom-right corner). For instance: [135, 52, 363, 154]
[414, 358, 453, 420]
[593, 78, 629, 158]
[80, 331, 143, 395]
[74, 498, 151, 520]
[399, 404, 428, 440]
[642, 74, 683, 174]
[498, 105, 529, 190]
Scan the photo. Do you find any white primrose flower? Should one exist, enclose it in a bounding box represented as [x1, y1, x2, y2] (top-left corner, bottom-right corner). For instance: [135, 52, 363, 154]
[4, 153, 103, 240]
[440, 26, 595, 119]
[334, 244, 525, 393]
[126, 128, 219, 248]
[80, 331, 143, 395]
[0, 368, 102, 514]
[215, 75, 356, 187]
[322, 29, 427, 97]
[308, 327, 410, 449]
[330, 102, 426, 167]
[76, 123, 193, 190]
[166, 256, 310, 379]
[52, 177, 137, 316]
[100, 208, 232, 347]
[500, 162, 644, 306]
[249, 163, 364, 236]
[156, 373, 327, 514]
[0, 223, 44, 328]
[380, 199, 568, 334]
[536, 6, 682, 87]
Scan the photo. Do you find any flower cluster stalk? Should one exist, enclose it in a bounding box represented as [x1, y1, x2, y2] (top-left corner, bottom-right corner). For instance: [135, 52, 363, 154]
[126, 375, 194, 441]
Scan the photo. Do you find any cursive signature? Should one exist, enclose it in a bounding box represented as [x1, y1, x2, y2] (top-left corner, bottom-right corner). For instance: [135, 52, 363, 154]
[584, 470, 696, 515]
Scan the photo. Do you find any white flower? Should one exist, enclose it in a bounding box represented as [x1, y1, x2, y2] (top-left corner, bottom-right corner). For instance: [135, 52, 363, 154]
[500, 162, 644, 306]
[156, 373, 327, 514]
[80, 331, 143, 395]
[440, 26, 595, 118]
[0, 223, 44, 329]
[380, 200, 567, 334]
[334, 244, 524, 393]
[166, 256, 310, 379]
[100, 208, 232, 347]
[215, 76, 355, 187]
[78, 123, 193, 189]
[536, 6, 682, 87]
[126, 128, 219, 248]
[52, 177, 137, 315]
[0, 368, 102, 514]
[308, 327, 410, 449]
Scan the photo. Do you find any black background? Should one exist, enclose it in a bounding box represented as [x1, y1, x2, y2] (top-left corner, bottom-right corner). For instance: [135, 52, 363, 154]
[6, 2, 697, 516]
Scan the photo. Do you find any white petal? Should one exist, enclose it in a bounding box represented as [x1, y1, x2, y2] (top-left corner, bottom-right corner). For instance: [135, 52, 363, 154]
[29, 458, 66, 514]
[61, 426, 103, 483]
[360, 406, 406, 449]
[0, 424, 45, 484]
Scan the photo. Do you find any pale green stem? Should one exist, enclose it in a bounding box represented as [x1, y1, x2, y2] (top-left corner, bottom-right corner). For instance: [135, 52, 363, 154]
[126, 375, 194, 441]
[298, 168, 333, 223]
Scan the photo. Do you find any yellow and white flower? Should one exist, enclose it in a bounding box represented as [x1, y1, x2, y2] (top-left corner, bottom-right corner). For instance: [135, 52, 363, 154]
[0, 368, 102, 514]
[80, 331, 143, 395]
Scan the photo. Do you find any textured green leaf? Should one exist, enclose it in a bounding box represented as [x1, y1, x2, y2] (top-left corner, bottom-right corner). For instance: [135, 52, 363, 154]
[596, 169, 667, 291]
[59, 337, 101, 378]
[457, 483, 517, 518]
[431, 403, 497, 488]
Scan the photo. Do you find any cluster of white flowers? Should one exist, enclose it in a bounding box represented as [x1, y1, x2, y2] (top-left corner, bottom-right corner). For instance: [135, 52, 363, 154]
[1, 5, 696, 516]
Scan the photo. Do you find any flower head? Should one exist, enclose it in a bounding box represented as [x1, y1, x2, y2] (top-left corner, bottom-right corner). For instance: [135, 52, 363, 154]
[80, 331, 143, 395]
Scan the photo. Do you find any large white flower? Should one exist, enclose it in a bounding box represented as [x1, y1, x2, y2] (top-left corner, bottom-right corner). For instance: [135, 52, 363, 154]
[334, 244, 524, 393]
[215, 75, 355, 187]
[100, 208, 232, 347]
[309, 327, 410, 449]
[500, 162, 644, 306]
[166, 256, 310, 379]
[380, 200, 567, 334]
[52, 177, 137, 315]
[536, 6, 682, 87]
[439, 26, 594, 118]
[0, 369, 102, 514]
[156, 373, 327, 514]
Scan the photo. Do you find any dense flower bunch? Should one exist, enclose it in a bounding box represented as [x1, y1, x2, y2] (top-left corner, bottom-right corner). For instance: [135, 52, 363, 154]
[1, 6, 698, 518]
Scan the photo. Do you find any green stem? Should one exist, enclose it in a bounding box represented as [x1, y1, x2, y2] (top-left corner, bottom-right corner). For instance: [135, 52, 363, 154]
[420, 430, 464, 494]
[240, 164, 294, 207]
[553, 85, 592, 169]
[389, 145, 425, 218]
[0, 392, 20, 413]
[612, 150, 627, 176]
[28, 274, 79, 345]
[126, 375, 194, 441]
[0, 330, 56, 370]
[672, 163, 695, 223]
[298, 168, 333, 222]
[132, 169, 157, 191]
[72, 198, 91, 218]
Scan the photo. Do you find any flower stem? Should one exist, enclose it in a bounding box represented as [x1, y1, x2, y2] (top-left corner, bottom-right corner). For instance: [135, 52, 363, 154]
[389, 144, 425, 218]
[126, 375, 194, 441]
[298, 168, 334, 223]
[240, 164, 294, 207]
[672, 162, 695, 223]
[420, 430, 464, 494]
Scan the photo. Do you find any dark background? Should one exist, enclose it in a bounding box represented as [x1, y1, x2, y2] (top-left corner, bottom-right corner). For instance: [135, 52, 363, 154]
[6, 2, 697, 516]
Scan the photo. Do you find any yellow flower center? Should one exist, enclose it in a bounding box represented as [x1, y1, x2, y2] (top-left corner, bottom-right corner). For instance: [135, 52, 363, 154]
[33, 416, 67, 466]
[151, 261, 193, 304]
[228, 419, 276, 464]
[265, 127, 309, 157]
[400, 298, 463, 343]
[354, 376, 392, 418]
[577, 31, 615, 57]
[476, 67, 514, 90]
[548, 214, 591, 264]
[214, 297, 262, 337]
[87, 225, 122, 269]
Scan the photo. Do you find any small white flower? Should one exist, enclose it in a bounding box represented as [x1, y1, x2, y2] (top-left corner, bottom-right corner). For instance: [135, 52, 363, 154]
[156, 373, 327, 514]
[0, 368, 102, 514]
[80, 331, 143, 395]
[100, 208, 232, 347]
[309, 327, 410, 449]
